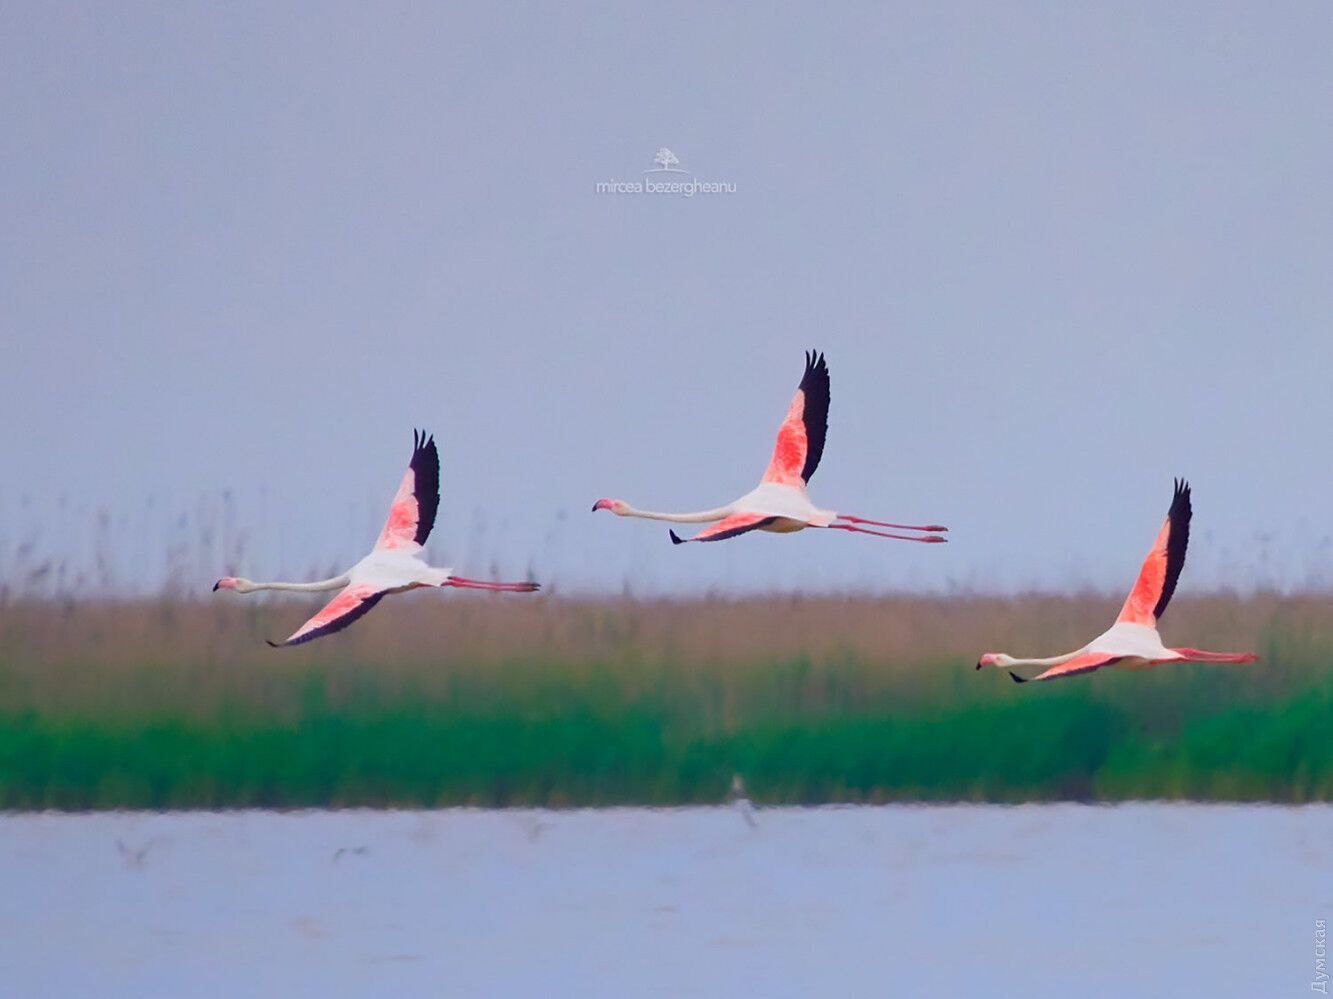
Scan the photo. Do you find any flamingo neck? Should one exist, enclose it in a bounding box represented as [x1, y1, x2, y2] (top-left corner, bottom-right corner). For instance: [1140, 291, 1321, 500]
[618, 504, 733, 524]
[1002, 650, 1082, 670]
[240, 574, 350, 594]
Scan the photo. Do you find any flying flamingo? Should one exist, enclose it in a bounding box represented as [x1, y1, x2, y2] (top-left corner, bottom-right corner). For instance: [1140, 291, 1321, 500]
[213, 431, 538, 647]
[591, 351, 947, 545]
[976, 480, 1257, 683]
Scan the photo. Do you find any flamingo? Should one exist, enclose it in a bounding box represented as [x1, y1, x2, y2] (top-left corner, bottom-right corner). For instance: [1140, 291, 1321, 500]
[976, 480, 1257, 683]
[591, 351, 947, 545]
[213, 431, 538, 647]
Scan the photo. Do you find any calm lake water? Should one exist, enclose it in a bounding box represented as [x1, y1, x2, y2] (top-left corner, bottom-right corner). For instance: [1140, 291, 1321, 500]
[1, 804, 1328, 997]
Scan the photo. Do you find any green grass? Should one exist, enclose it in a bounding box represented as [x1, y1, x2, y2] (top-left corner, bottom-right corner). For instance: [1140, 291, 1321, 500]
[2, 645, 1331, 809]
[1, 594, 1330, 808]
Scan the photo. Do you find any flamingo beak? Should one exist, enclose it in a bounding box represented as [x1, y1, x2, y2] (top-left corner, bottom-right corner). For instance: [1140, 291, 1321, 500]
[212, 580, 221, 591]
[975, 660, 983, 670]
[591, 499, 613, 513]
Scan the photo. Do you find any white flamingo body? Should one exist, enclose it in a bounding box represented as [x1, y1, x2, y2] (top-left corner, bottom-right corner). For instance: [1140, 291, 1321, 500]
[726, 482, 837, 528]
[214, 431, 538, 647]
[978, 481, 1257, 683]
[593, 352, 946, 546]
[343, 549, 451, 593]
[1084, 621, 1176, 666]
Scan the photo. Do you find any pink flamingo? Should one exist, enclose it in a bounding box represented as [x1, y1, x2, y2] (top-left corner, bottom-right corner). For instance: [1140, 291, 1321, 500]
[977, 480, 1257, 683]
[213, 431, 538, 647]
[591, 351, 947, 545]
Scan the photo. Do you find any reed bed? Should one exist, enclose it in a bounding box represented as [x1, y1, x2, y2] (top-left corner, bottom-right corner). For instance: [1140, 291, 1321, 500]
[0, 593, 1330, 808]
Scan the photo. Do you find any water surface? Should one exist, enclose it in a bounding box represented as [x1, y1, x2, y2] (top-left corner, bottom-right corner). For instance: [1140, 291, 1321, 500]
[1, 804, 1327, 997]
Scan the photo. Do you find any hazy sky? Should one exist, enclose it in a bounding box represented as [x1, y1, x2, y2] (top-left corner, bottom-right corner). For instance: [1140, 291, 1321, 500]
[2, 3, 1331, 596]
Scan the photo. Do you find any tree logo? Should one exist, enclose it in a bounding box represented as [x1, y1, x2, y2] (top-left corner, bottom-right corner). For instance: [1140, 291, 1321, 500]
[644, 147, 686, 174]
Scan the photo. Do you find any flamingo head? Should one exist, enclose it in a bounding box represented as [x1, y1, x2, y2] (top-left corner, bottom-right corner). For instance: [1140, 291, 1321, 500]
[591, 498, 628, 515]
[975, 652, 1012, 671]
[213, 576, 253, 593]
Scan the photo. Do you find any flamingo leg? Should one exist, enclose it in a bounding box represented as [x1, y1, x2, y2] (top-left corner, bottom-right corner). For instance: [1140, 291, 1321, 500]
[837, 514, 948, 533]
[1170, 648, 1258, 664]
[444, 576, 540, 592]
[826, 524, 947, 543]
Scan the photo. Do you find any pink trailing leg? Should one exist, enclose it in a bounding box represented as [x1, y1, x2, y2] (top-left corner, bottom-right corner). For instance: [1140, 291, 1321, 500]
[444, 576, 540, 592]
[826, 524, 947, 543]
[1170, 648, 1258, 664]
[837, 514, 948, 533]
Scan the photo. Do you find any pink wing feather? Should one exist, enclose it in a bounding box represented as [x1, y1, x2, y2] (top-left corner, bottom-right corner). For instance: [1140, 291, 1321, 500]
[669, 512, 776, 545]
[1027, 652, 1122, 683]
[1116, 480, 1191, 626]
[268, 583, 386, 648]
[375, 431, 441, 552]
[761, 351, 829, 487]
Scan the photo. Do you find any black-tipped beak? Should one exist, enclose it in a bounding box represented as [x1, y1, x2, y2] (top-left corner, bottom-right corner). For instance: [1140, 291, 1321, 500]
[975, 660, 983, 670]
[212, 581, 220, 591]
[590, 503, 599, 513]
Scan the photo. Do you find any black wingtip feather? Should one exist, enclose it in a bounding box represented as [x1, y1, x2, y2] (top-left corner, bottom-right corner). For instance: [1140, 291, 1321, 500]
[670, 530, 685, 545]
[266, 640, 282, 648]
[408, 430, 441, 547]
[1153, 478, 1192, 620]
[1009, 671, 1028, 684]
[797, 350, 830, 484]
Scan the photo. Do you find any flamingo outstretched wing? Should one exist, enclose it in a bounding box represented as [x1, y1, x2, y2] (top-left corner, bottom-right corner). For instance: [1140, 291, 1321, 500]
[1016, 652, 1124, 684]
[761, 351, 829, 487]
[670, 512, 777, 545]
[267, 583, 386, 648]
[375, 430, 441, 552]
[1115, 479, 1191, 626]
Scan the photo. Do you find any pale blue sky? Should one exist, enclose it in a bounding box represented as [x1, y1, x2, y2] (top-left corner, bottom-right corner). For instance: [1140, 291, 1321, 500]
[2, 3, 1331, 595]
